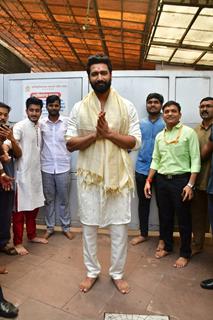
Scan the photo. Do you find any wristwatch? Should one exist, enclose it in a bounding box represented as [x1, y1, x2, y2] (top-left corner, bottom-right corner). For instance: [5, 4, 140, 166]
[187, 182, 194, 189]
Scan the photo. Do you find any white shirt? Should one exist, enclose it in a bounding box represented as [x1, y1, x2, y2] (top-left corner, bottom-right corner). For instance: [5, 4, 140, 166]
[40, 115, 71, 174]
[13, 118, 45, 211]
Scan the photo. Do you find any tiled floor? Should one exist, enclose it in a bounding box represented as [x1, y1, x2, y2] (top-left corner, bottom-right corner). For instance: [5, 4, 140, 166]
[0, 229, 212, 320]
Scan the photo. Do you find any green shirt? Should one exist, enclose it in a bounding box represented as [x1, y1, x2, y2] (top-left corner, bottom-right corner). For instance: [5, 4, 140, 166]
[151, 123, 201, 175]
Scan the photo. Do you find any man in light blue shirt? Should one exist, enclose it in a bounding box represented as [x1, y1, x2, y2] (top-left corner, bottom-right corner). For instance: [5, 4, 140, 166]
[131, 93, 164, 250]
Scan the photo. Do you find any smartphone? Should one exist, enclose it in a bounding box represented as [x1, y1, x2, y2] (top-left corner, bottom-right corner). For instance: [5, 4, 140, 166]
[0, 124, 9, 129]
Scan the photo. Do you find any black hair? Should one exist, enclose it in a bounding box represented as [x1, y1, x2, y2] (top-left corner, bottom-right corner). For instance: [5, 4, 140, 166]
[0, 102, 11, 112]
[86, 53, 112, 75]
[46, 95, 61, 105]
[200, 97, 213, 104]
[26, 97, 43, 110]
[162, 100, 181, 112]
[146, 93, 164, 105]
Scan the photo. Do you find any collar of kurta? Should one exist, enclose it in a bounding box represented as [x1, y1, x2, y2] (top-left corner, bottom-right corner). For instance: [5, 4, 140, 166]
[27, 118, 39, 128]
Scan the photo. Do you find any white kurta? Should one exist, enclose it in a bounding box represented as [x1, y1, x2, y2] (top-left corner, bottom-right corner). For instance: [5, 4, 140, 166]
[13, 118, 45, 211]
[66, 97, 141, 227]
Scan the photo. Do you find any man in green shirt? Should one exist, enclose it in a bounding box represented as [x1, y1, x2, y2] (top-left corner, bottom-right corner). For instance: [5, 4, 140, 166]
[144, 101, 200, 268]
[191, 97, 213, 255]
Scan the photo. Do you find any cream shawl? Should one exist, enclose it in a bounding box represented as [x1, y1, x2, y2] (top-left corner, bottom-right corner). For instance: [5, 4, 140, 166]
[77, 88, 134, 196]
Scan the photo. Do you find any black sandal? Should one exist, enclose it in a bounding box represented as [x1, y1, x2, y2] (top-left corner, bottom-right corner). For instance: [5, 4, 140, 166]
[0, 245, 17, 256]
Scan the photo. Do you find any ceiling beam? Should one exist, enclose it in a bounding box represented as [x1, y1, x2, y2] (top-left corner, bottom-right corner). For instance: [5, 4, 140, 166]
[144, 0, 163, 60]
[65, 0, 91, 55]
[152, 41, 213, 52]
[120, 0, 126, 69]
[168, 7, 202, 62]
[40, 0, 85, 68]
[139, 0, 155, 67]
[0, 17, 147, 36]
[0, 1, 57, 71]
[147, 58, 213, 69]
[16, 0, 72, 71]
[193, 41, 213, 65]
[92, 0, 109, 56]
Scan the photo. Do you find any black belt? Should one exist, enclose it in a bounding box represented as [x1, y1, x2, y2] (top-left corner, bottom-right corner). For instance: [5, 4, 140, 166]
[157, 173, 190, 180]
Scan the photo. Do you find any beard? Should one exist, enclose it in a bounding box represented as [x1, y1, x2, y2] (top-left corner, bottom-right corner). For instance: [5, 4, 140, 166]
[48, 110, 60, 117]
[90, 79, 111, 93]
[148, 110, 161, 116]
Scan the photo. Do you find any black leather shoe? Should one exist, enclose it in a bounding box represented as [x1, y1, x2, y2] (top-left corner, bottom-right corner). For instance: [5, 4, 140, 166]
[200, 278, 213, 290]
[0, 300, 19, 318]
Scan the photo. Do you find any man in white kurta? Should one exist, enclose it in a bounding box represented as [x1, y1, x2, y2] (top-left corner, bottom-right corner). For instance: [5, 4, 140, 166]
[12, 97, 48, 255]
[66, 54, 141, 294]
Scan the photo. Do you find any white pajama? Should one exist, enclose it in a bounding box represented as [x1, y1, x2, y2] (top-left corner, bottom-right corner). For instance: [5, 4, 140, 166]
[79, 181, 131, 279]
[83, 224, 128, 279]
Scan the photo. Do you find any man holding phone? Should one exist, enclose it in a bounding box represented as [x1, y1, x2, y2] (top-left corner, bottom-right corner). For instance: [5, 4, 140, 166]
[0, 102, 22, 256]
[144, 101, 200, 268]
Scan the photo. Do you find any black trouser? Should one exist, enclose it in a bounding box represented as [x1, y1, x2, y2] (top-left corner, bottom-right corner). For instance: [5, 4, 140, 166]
[0, 190, 14, 248]
[135, 172, 161, 238]
[208, 194, 213, 234]
[0, 286, 4, 301]
[155, 174, 192, 258]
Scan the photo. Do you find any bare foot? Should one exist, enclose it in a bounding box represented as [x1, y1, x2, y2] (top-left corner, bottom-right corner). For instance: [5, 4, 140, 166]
[0, 266, 8, 274]
[173, 257, 189, 268]
[130, 235, 147, 246]
[156, 239, 165, 252]
[15, 244, 29, 256]
[79, 276, 98, 293]
[155, 249, 169, 259]
[63, 231, 75, 240]
[30, 237, 48, 244]
[43, 231, 54, 240]
[112, 278, 130, 294]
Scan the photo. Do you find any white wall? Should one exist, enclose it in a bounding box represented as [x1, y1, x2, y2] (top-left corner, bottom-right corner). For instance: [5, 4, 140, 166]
[1, 70, 213, 229]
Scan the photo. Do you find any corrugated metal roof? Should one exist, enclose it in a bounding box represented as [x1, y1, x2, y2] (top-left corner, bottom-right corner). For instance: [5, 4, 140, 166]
[0, 0, 212, 72]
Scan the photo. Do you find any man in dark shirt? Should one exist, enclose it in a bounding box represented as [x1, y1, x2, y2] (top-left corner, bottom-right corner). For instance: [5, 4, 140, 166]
[191, 97, 213, 255]
[200, 119, 213, 290]
[0, 102, 22, 255]
[0, 164, 19, 318]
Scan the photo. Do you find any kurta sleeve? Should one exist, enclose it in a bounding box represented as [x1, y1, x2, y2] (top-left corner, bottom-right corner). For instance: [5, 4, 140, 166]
[65, 102, 81, 140]
[126, 100, 141, 151]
